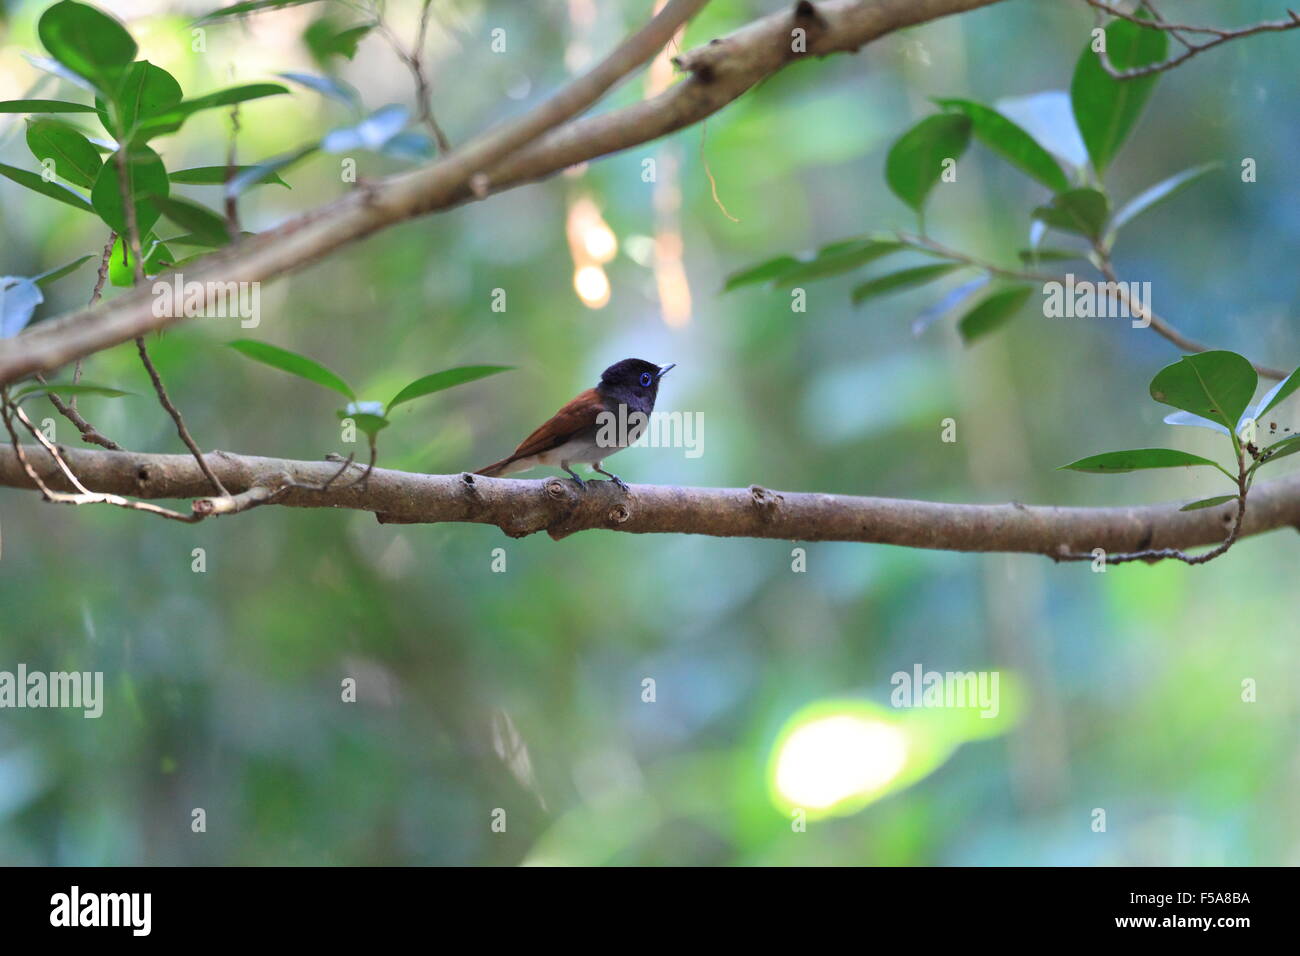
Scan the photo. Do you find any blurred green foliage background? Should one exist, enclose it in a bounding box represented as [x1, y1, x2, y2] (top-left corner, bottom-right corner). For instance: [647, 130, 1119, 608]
[1, 0, 1298, 865]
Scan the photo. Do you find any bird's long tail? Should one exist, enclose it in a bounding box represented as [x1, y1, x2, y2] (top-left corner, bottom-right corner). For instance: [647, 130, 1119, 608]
[474, 456, 517, 477]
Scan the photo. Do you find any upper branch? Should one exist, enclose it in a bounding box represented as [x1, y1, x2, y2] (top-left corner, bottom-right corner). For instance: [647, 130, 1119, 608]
[0, 0, 1005, 386]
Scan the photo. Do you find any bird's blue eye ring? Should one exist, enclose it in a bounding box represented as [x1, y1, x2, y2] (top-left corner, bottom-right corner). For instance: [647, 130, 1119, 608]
[640, 372, 653, 387]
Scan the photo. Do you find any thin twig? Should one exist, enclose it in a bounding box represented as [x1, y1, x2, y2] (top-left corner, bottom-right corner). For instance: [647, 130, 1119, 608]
[71, 232, 115, 402]
[225, 101, 242, 238]
[320, 452, 357, 490]
[699, 120, 739, 222]
[114, 144, 231, 497]
[377, 0, 452, 152]
[41, 233, 122, 449]
[192, 482, 285, 515]
[133, 338, 230, 497]
[344, 440, 377, 490]
[1091, 245, 1288, 380]
[113, 147, 146, 286]
[1084, 0, 1300, 80]
[897, 233, 1062, 283]
[899, 233, 1290, 381]
[12, 401, 100, 494]
[275, 451, 358, 495]
[1056, 444, 1249, 565]
[1, 389, 200, 523]
[38, 382, 122, 450]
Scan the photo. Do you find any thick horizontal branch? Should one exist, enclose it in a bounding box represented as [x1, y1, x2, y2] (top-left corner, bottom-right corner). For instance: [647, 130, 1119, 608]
[0, 0, 1004, 385]
[3, 443, 1299, 555]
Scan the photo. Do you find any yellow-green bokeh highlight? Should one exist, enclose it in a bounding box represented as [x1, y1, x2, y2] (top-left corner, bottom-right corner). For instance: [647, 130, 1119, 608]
[767, 679, 1023, 821]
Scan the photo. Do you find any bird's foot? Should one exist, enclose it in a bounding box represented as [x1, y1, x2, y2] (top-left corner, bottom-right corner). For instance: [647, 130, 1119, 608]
[593, 465, 628, 492]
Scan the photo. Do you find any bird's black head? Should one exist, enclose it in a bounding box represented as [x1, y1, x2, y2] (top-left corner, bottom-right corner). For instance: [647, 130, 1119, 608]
[597, 358, 674, 410]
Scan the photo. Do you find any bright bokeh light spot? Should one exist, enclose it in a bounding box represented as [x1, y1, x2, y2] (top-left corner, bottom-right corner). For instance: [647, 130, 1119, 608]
[566, 195, 617, 308]
[574, 265, 610, 309]
[774, 714, 908, 810]
[567, 196, 618, 265]
[654, 230, 692, 327]
[582, 223, 618, 263]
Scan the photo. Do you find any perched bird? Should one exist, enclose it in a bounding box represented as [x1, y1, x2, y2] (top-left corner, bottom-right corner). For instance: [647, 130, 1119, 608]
[475, 358, 674, 489]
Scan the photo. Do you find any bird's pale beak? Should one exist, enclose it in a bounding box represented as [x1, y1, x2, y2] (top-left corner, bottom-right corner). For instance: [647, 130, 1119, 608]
[655, 363, 676, 380]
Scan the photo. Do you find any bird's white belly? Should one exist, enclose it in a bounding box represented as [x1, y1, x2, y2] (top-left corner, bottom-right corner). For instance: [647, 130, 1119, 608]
[536, 436, 613, 466]
[506, 411, 646, 475]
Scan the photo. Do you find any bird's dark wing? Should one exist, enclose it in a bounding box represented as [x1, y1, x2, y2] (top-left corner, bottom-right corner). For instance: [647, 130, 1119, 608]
[509, 388, 605, 459]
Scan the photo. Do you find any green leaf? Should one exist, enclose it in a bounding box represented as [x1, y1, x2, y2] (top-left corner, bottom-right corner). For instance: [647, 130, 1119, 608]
[12, 381, 133, 403]
[337, 405, 390, 440]
[165, 253, 208, 269]
[330, 24, 374, 57]
[91, 144, 169, 237]
[107, 234, 174, 286]
[850, 264, 963, 306]
[993, 90, 1089, 171]
[0, 99, 96, 113]
[0, 161, 94, 212]
[1070, 13, 1168, 174]
[25, 118, 102, 189]
[388, 366, 513, 412]
[885, 113, 972, 213]
[912, 275, 989, 336]
[321, 105, 408, 152]
[22, 54, 99, 95]
[304, 16, 374, 66]
[159, 231, 241, 249]
[1109, 162, 1219, 239]
[152, 195, 232, 247]
[0, 277, 42, 338]
[382, 132, 433, 161]
[933, 98, 1069, 192]
[169, 165, 289, 188]
[95, 60, 183, 138]
[179, 82, 288, 114]
[33, 254, 94, 286]
[228, 339, 354, 399]
[37, 1, 137, 95]
[225, 145, 318, 197]
[1261, 435, 1300, 464]
[777, 238, 906, 286]
[1059, 448, 1225, 474]
[1032, 188, 1109, 240]
[1179, 494, 1237, 512]
[1017, 248, 1086, 263]
[957, 284, 1035, 343]
[176, 83, 288, 115]
[1252, 366, 1300, 420]
[1149, 351, 1257, 433]
[196, 0, 323, 24]
[279, 71, 360, 108]
[134, 83, 289, 139]
[107, 237, 133, 286]
[723, 254, 801, 291]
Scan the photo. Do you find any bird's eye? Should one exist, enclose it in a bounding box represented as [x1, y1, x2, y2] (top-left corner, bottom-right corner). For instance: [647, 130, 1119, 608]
[639, 372, 653, 387]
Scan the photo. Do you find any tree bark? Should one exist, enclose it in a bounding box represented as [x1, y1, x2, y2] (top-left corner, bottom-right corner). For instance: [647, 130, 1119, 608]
[3, 443, 1296, 555]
